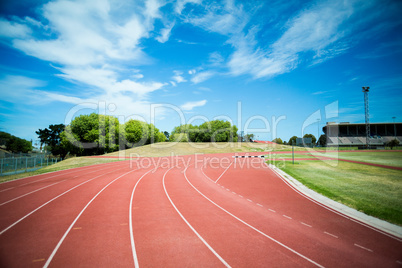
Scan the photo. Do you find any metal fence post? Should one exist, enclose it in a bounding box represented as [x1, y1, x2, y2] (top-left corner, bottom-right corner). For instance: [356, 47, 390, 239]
[25, 157, 28, 172]
[15, 158, 17, 172]
[1, 159, 3, 175]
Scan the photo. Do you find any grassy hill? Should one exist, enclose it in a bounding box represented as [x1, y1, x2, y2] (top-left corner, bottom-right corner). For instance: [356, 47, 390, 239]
[105, 141, 289, 157]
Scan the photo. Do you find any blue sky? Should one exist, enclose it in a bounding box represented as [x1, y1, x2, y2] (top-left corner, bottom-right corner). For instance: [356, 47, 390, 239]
[0, 0, 401, 146]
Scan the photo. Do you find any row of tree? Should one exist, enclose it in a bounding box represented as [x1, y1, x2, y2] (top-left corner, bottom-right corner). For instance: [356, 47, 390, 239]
[272, 134, 326, 146]
[0, 132, 33, 153]
[170, 120, 238, 142]
[37, 114, 239, 157]
[36, 113, 167, 157]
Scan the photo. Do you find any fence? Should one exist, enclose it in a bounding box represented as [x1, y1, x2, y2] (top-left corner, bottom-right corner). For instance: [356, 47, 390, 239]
[0, 156, 62, 176]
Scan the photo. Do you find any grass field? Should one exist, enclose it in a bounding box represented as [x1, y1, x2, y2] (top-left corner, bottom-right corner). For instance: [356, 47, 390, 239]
[280, 160, 402, 226]
[318, 151, 402, 167]
[104, 141, 290, 157]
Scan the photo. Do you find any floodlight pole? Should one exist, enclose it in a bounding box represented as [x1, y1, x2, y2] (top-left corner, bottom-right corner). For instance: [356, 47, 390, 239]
[362, 87, 370, 149]
[317, 119, 320, 146]
[292, 140, 294, 164]
[393, 116, 396, 139]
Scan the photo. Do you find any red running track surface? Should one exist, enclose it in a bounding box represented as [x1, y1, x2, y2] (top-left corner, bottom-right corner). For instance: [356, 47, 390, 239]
[0, 154, 401, 267]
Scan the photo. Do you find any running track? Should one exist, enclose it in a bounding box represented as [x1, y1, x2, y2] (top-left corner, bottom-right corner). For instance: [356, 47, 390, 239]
[0, 154, 401, 267]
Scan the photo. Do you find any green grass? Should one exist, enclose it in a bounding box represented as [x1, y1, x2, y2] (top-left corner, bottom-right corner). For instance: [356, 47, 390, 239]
[315, 151, 402, 168]
[279, 160, 402, 225]
[266, 153, 317, 159]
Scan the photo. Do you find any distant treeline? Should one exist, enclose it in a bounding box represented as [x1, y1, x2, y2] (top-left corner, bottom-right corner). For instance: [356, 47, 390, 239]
[170, 121, 238, 142]
[37, 113, 238, 157]
[0, 131, 33, 153]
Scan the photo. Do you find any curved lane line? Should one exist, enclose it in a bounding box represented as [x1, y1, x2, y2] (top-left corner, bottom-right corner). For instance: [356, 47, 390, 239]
[200, 164, 214, 183]
[129, 168, 155, 268]
[163, 166, 231, 268]
[0, 168, 121, 235]
[184, 166, 325, 268]
[214, 161, 233, 183]
[44, 168, 138, 268]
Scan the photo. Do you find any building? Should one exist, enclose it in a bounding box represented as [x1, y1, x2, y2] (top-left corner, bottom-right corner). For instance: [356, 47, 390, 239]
[323, 122, 402, 148]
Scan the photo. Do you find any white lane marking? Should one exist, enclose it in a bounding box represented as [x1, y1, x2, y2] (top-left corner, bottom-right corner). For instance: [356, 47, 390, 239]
[0, 163, 121, 194]
[201, 164, 215, 183]
[44, 168, 138, 268]
[0, 168, 119, 235]
[300, 222, 312, 228]
[283, 215, 292, 220]
[354, 243, 373, 252]
[257, 203, 263, 207]
[163, 166, 231, 268]
[0, 180, 66, 206]
[396, 260, 402, 265]
[226, 189, 230, 191]
[232, 192, 236, 195]
[215, 161, 233, 183]
[129, 168, 154, 268]
[324, 232, 338, 239]
[184, 169, 324, 268]
[268, 209, 276, 213]
[0, 187, 16, 193]
[246, 199, 253, 203]
[238, 195, 243, 198]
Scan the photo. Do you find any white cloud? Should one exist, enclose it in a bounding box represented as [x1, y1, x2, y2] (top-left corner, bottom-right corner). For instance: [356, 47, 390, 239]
[171, 70, 187, 84]
[208, 52, 224, 66]
[1, 0, 162, 68]
[0, 75, 83, 105]
[174, 0, 202, 14]
[180, 100, 207, 111]
[184, 0, 247, 36]
[0, 0, 170, 122]
[156, 22, 175, 43]
[191, 71, 214, 84]
[58, 66, 165, 99]
[0, 18, 32, 38]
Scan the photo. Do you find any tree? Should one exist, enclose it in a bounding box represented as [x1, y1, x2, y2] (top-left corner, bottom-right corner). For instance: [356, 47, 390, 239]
[61, 113, 120, 155]
[387, 139, 400, 149]
[245, 134, 254, 142]
[36, 124, 66, 156]
[303, 134, 316, 145]
[157, 131, 167, 142]
[288, 136, 297, 145]
[272, 138, 283, 144]
[318, 134, 327, 147]
[198, 120, 238, 142]
[1, 131, 33, 153]
[124, 120, 150, 147]
[163, 131, 170, 141]
[169, 120, 238, 142]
